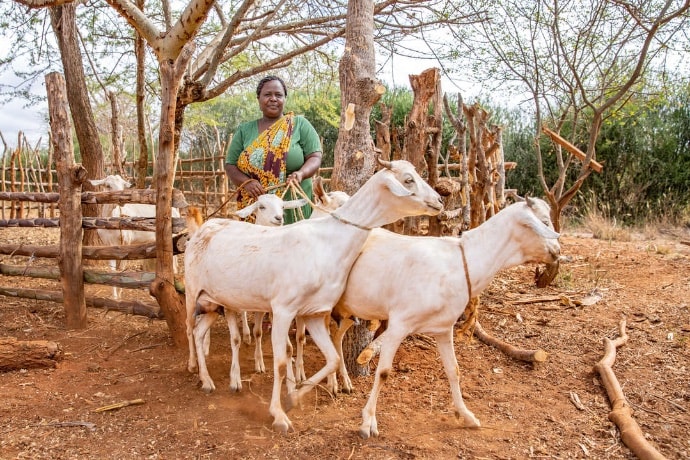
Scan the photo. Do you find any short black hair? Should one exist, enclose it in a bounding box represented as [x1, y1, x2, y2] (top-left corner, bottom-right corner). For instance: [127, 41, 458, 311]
[256, 76, 287, 98]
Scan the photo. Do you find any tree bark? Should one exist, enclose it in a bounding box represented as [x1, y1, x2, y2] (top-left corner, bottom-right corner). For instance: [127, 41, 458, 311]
[330, 0, 384, 195]
[134, 0, 149, 189]
[399, 68, 442, 236]
[149, 51, 193, 348]
[49, 3, 104, 251]
[473, 320, 548, 363]
[0, 287, 162, 319]
[108, 91, 125, 175]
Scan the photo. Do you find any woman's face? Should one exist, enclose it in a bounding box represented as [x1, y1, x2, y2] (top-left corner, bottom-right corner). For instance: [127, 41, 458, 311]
[258, 80, 285, 119]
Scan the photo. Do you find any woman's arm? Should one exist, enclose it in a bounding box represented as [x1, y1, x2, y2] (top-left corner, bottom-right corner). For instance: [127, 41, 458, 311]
[287, 151, 322, 185]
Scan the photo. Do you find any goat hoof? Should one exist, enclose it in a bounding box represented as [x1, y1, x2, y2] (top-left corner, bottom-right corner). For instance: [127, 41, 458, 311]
[272, 419, 292, 435]
[229, 383, 242, 393]
[458, 411, 481, 428]
[358, 427, 378, 439]
[200, 382, 215, 394]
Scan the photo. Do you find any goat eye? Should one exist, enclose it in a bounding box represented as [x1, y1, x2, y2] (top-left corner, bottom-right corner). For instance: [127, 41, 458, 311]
[404, 176, 414, 185]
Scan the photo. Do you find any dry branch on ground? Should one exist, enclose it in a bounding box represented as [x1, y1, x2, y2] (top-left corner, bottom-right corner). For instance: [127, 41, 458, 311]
[593, 319, 668, 460]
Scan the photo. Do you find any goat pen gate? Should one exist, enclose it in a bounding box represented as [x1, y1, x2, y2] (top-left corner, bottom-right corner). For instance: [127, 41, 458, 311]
[0, 182, 189, 323]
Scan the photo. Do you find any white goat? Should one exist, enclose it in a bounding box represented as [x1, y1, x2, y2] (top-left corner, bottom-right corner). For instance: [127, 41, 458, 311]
[331, 197, 561, 438]
[198, 189, 342, 384]
[89, 174, 180, 299]
[184, 159, 443, 433]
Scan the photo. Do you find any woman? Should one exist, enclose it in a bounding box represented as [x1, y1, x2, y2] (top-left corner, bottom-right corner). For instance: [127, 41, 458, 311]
[225, 76, 323, 223]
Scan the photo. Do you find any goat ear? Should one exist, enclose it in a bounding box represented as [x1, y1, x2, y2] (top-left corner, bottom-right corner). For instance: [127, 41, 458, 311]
[235, 202, 258, 218]
[383, 174, 413, 197]
[89, 179, 103, 187]
[313, 176, 327, 202]
[284, 198, 308, 210]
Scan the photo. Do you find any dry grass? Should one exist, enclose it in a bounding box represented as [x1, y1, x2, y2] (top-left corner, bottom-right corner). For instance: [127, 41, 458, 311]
[582, 210, 633, 241]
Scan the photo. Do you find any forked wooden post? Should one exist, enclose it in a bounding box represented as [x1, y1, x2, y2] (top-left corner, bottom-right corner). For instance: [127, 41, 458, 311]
[46, 72, 88, 329]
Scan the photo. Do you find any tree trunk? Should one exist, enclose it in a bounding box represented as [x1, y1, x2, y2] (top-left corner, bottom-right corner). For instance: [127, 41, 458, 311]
[400, 68, 442, 236]
[108, 91, 125, 175]
[47, 71, 88, 330]
[49, 3, 104, 251]
[330, 0, 383, 376]
[330, 0, 384, 195]
[149, 52, 193, 348]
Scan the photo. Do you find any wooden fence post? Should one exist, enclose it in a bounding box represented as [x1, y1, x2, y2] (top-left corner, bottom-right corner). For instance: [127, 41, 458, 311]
[46, 71, 88, 329]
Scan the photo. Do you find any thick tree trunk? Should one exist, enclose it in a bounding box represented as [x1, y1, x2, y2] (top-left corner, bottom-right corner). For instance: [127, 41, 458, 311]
[330, 0, 384, 195]
[330, 0, 383, 377]
[49, 3, 104, 250]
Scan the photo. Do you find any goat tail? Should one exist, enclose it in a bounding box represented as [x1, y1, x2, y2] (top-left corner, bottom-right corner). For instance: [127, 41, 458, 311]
[186, 206, 204, 236]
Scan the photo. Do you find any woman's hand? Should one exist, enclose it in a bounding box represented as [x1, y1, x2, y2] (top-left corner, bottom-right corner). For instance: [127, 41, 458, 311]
[287, 171, 304, 186]
[243, 179, 265, 199]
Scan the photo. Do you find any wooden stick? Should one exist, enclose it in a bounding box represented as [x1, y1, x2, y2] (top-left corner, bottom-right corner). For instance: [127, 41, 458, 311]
[93, 399, 145, 413]
[542, 126, 603, 173]
[473, 320, 548, 363]
[593, 319, 667, 460]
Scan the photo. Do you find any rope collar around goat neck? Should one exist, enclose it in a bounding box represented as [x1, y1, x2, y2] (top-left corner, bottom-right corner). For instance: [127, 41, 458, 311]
[329, 212, 373, 231]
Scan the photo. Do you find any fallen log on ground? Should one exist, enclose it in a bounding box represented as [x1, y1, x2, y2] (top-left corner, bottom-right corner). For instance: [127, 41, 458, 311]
[0, 337, 62, 371]
[593, 319, 667, 460]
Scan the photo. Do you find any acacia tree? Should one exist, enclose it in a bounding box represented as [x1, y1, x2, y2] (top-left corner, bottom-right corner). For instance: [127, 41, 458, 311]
[455, 0, 690, 232]
[449, 0, 690, 285]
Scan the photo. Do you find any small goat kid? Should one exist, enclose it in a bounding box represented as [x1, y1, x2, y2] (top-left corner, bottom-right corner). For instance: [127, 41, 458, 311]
[184, 159, 443, 434]
[332, 197, 561, 438]
[89, 174, 180, 299]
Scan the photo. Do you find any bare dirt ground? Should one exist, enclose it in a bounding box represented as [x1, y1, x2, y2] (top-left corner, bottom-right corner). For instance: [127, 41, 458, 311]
[0, 225, 689, 459]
